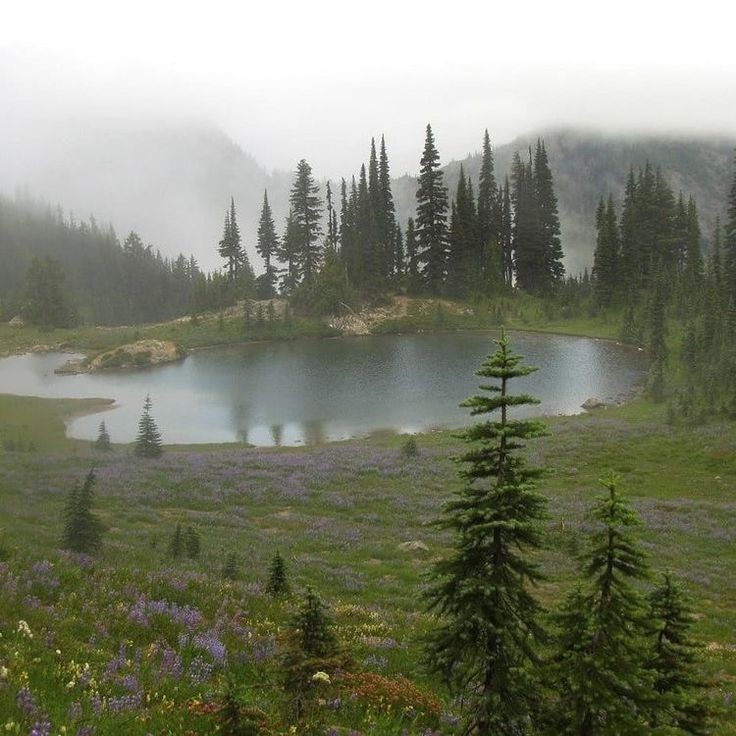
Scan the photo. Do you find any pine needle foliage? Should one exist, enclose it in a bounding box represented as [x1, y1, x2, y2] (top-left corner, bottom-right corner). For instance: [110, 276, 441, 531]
[548, 473, 652, 735]
[61, 468, 103, 554]
[424, 330, 548, 734]
[646, 573, 710, 734]
[266, 551, 290, 597]
[135, 394, 163, 458]
[93, 421, 111, 450]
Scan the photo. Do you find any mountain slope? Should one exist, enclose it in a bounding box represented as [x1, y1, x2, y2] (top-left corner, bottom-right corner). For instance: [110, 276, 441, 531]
[2, 124, 733, 276]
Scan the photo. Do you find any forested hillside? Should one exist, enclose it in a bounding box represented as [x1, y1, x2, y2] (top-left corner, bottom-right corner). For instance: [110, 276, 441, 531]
[0, 195, 199, 325]
[2, 124, 733, 276]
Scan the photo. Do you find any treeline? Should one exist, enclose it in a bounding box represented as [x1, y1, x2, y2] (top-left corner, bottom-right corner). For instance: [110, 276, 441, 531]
[0, 195, 203, 326]
[242, 125, 565, 313]
[591, 153, 736, 410]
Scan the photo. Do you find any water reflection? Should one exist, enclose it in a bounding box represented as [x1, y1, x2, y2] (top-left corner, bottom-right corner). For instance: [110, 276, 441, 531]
[0, 332, 647, 446]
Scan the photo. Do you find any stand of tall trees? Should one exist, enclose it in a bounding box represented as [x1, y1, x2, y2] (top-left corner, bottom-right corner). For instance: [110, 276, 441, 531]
[0, 195, 203, 325]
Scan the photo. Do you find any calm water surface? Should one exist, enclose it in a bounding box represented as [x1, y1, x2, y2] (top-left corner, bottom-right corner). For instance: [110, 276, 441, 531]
[0, 332, 646, 445]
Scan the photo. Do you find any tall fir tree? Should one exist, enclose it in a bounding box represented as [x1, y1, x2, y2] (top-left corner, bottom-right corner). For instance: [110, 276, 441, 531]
[62, 469, 103, 554]
[289, 159, 323, 284]
[425, 332, 548, 734]
[548, 473, 652, 735]
[325, 181, 338, 251]
[511, 150, 543, 294]
[499, 177, 514, 288]
[135, 394, 163, 458]
[94, 420, 111, 450]
[592, 195, 621, 307]
[446, 165, 477, 296]
[218, 198, 246, 280]
[266, 551, 290, 597]
[646, 573, 710, 734]
[477, 129, 499, 279]
[379, 135, 397, 279]
[533, 139, 565, 289]
[256, 190, 280, 298]
[404, 217, 421, 294]
[415, 124, 449, 294]
[278, 210, 302, 294]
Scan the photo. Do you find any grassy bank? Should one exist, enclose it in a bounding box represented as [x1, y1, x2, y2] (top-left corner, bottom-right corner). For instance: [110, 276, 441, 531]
[0, 295, 627, 361]
[0, 391, 734, 733]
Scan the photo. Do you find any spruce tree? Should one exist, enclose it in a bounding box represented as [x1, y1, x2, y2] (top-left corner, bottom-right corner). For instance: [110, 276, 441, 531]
[500, 177, 514, 288]
[218, 198, 246, 280]
[94, 421, 111, 450]
[185, 526, 200, 559]
[415, 124, 449, 293]
[647, 573, 710, 734]
[592, 195, 621, 307]
[62, 469, 103, 554]
[135, 394, 163, 458]
[511, 150, 542, 294]
[534, 139, 565, 288]
[256, 190, 280, 298]
[266, 551, 290, 597]
[548, 473, 652, 734]
[378, 135, 397, 279]
[424, 331, 548, 734]
[683, 196, 704, 314]
[404, 217, 421, 294]
[222, 552, 238, 580]
[289, 159, 323, 284]
[446, 165, 477, 296]
[477, 129, 499, 278]
[324, 181, 338, 251]
[278, 210, 302, 294]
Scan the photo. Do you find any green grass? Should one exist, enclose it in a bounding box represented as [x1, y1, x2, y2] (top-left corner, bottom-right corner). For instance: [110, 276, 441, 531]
[0, 390, 735, 733]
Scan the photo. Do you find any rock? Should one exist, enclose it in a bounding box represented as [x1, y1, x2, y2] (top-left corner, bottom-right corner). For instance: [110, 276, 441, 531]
[88, 339, 186, 372]
[582, 397, 606, 410]
[8, 315, 24, 327]
[397, 540, 429, 553]
[54, 358, 89, 375]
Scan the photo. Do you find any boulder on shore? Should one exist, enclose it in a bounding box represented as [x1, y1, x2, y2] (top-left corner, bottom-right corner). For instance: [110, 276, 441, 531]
[581, 397, 606, 410]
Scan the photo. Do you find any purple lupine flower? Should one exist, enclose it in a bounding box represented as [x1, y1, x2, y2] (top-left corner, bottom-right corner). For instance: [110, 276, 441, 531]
[16, 686, 37, 716]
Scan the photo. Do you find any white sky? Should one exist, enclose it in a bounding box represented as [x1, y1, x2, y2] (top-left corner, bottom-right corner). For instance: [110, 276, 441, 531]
[2, 0, 736, 176]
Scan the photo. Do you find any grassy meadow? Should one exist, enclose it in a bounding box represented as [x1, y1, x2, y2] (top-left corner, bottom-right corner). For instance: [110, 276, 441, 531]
[0, 383, 735, 733]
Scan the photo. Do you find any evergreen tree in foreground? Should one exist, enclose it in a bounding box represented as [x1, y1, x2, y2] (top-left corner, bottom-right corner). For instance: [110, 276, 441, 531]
[647, 573, 710, 734]
[135, 394, 163, 458]
[62, 468, 103, 554]
[548, 473, 652, 734]
[424, 331, 548, 734]
[93, 421, 111, 450]
[266, 550, 290, 597]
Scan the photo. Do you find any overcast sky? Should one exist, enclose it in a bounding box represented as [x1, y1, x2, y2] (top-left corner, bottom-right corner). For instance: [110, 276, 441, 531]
[2, 0, 736, 177]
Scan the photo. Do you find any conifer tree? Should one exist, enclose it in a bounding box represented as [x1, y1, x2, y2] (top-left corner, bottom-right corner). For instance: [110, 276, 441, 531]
[289, 159, 323, 284]
[324, 181, 338, 251]
[499, 177, 514, 288]
[94, 421, 111, 450]
[726, 150, 736, 295]
[278, 210, 302, 294]
[425, 331, 548, 734]
[592, 195, 621, 307]
[646, 573, 710, 734]
[548, 473, 652, 734]
[218, 198, 246, 280]
[62, 469, 103, 554]
[415, 124, 449, 293]
[379, 135, 397, 278]
[404, 217, 421, 294]
[169, 523, 184, 559]
[511, 150, 542, 294]
[135, 394, 163, 458]
[534, 139, 565, 287]
[446, 165, 477, 296]
[266, 551, 290, 597]
[256, 190, 280, 298]
[477, 129, 499, 277]
[683, 196, 704, 315]
[185, 526, 200, 559]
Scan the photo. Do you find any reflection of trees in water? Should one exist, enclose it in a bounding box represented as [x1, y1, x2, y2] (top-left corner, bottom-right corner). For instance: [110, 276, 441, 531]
[302, 421, 326, 446]
[270, 424, 283, 447]
[231, 402, 250, 444]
